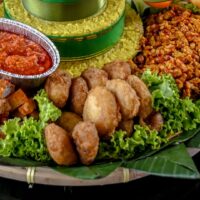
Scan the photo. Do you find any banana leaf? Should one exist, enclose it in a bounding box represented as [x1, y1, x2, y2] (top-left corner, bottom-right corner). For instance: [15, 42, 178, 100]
[132, 0, 150, 16]
[123, 144, 200, 179]
[135, 126, 200, 160]
[0, 157, 48, 167]
[186, 131, 200, 148]
[51, 127, 200, 179]
[52, 161, 122, 180]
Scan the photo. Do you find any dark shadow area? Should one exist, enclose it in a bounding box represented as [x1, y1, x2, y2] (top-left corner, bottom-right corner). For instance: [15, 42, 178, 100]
[1, 152, 200, 200]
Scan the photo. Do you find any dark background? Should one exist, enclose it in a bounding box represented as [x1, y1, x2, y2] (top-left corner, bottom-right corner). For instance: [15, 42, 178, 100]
[1, 153, 200, 200]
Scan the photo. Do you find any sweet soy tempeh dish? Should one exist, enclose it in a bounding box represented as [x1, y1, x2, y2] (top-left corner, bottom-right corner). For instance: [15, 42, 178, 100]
[0, 0, 200, 184]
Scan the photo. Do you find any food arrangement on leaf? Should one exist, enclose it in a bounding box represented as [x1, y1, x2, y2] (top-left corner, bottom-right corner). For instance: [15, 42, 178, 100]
[0, 0, 200, 181]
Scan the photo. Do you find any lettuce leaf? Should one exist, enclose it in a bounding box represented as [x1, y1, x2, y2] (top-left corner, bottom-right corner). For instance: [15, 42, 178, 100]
[173, 0, 200, 14]
[98, 71, 200, 161]
[142, 70, 200, 135]
[184, 3, 200, 13]
[34, 89, 62, 125]
[0, 117, 50, 162]
[98, 126, 167, 160]
[0, 89, 61, 162]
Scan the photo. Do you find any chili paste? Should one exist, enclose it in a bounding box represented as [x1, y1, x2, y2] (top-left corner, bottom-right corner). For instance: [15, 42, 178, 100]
[0, 31, 52, 75]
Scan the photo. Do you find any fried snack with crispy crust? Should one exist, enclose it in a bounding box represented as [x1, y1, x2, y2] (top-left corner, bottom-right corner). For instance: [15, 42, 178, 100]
[45, 123, 78, 166]
[72, 121, 99, 165]
[7, 89, 28, 111]
[127, 75, 153, 120]
[147, 112, 164, 131]
[70, 77, 88, 116]
[190, 0, 200, 8]
[106, 79, 140, 120]
[82, 68, 108, 89]
[57, 112, 82, 136]
[83, 86, 121, 138]
[118, 119, 134, 137]
[45, 69, 71, 108]
[103, 60, 132, 80]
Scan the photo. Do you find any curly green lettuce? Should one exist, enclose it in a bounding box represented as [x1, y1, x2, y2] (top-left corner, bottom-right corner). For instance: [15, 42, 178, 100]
[0, 89, 61, 162]
[180, 2, 200, 14]
[98, 125, 166, 160]
[142, 70, 200, 136]
[98, 70, 200, 161]
[34, 89, 62, 127]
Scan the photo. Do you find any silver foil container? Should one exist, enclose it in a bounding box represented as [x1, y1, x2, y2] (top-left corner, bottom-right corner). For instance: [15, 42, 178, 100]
[0, 18, 60, 88]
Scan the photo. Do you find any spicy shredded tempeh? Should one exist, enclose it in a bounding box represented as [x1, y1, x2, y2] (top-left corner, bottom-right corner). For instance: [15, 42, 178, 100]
[134, 6, 200, 98]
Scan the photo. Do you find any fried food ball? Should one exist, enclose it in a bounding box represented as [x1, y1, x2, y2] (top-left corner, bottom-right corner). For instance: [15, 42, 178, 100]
[127, 75, 153, 119]
[103, 60, 132, 80]
[70, 77, 88, 115]
[83, 86, 121, 138]
[72, 121, 99, 165]
[82, 68, 108, 89]
[118, 119, 134, 137]
[106, 79, 140, 120]
[147, 112, 164, 131]
[45, 123, 78, 166]
[57, 112, 82, 136]
[45, 69, 71, 108]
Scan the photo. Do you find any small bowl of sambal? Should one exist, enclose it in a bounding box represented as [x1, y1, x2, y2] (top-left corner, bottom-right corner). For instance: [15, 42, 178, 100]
[0, 18, 60, 88]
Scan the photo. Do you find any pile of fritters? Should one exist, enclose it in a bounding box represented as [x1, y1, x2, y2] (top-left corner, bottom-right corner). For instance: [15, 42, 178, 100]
[44, 61, 163, 166]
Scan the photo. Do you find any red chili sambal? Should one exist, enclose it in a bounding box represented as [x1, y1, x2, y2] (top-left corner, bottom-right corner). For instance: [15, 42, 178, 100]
[0, 31, 52, 75]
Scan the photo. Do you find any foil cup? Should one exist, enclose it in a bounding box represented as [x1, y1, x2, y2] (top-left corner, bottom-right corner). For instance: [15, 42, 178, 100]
[0, 18, 60, 88]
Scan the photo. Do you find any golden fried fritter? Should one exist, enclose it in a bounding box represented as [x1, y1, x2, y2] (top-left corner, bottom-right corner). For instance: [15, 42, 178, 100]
[127, 75, 153, 119]
[103, 60, 132, 80]
[147, 112, 164, 131]
[191, 0, 200, 8]
[45, 69, 71, 108]
[70, 77, 88, 115]
[82, 68, 108, 89]
[45, 123, 78, 166]
[106, 79, 140, 120]
[72, 121, 99, 165]
[57, 112, 82, 136]
[118, 119, 134, 137]
[83, 86, 121, 138]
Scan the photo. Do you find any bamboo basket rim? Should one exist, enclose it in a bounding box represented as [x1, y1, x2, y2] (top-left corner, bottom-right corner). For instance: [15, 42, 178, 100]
[0, 148, 199, 186]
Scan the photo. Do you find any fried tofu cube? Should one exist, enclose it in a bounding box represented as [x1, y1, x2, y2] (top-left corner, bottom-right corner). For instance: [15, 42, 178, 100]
[0, 79, 15, 99]
[18, 99, 36, 116]
[7, 89, 29, 111]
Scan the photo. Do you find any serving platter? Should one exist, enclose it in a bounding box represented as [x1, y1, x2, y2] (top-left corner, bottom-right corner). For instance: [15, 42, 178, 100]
[0, 148, 198, 186]
[0, 0, 200, 186]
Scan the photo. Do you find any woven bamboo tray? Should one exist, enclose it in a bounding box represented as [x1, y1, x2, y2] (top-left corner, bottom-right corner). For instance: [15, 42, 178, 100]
[0, 148, 199, 186]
